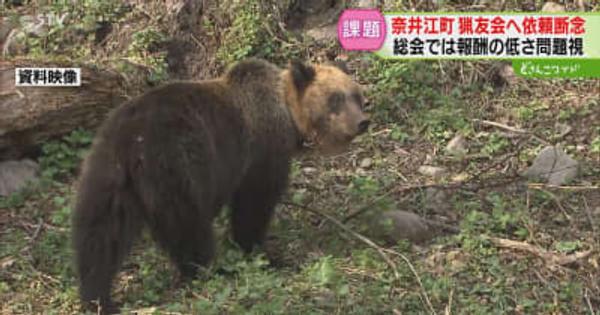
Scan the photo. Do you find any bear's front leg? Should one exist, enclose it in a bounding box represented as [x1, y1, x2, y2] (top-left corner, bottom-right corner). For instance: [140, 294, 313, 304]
[231, 159, 290, 252]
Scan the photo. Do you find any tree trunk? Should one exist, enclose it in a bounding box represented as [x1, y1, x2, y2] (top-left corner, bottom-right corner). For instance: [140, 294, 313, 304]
[0, 60, 129, 160]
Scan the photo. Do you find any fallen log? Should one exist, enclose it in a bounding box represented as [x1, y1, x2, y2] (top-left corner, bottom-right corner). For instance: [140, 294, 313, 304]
[0, 59, 129, 160]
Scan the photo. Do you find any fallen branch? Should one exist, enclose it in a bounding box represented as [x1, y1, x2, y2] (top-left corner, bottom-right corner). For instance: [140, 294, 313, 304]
[473, 119, 550, 145]
[474, 119, 529, 134]
[528, 183, 600, 191]
[487, 236, 593, 266]
[444, 288, 454, 315]
[19, 218, 44, 254]
[584, 288, 595, 315]
[284, 201, 437, 315]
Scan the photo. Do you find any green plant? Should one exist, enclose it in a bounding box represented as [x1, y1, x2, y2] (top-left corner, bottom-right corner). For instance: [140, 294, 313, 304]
[389, 124, 409, 144]
[30, 228, 73, 281]
[515, 105, 535, 121]
[558, 107, 577, 121]
[348, 175, 380, 198]
[129, 28, 166, 54]
[514, 100, 549, 122]
[128, 28, 169, 83]
[304, 255, 350, 303]
[50, 195, 72, 226]
[362, 59, 471, 142]
[418, 105, 469, 142]
[554, 240, 582, 253]
[481, 132, 510, 156]
[39, 129, 93, 180]
[0, 190, 27, 208]
[216, 0, 293, 65]
[590, 136, 600, 153]
[486, 193, 527, 237]
[19, 0, 126, 58]
[306, 256, 340, 287]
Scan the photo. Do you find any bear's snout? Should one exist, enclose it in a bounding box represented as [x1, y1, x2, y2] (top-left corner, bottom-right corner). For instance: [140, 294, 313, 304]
[357, 119, 370, 135]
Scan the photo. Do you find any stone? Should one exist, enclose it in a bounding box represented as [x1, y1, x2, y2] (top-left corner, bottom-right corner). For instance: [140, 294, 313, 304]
[446, 133, 468, 156]
[306, 24, 337, 42]
[497, 63, 518, 86]
[541, 2, 565, 12]
[424, 187, 451, 212]
[302, 167, 318, 174]
[372, 210, 434, 244]
[523, 146, 579, 185]
[359, 157, 373, 169]
[418, 165, 447, 178]
[0, 159, 39, 196]
[354, 0, 378, 8]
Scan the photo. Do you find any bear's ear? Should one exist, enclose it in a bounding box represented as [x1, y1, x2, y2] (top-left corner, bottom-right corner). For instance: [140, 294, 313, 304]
[329, 60, 350, 74]
[290, 60, 316, 96]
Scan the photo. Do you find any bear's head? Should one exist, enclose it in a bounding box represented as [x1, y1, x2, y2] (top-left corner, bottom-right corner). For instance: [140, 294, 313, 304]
[284, 61, 369, 155]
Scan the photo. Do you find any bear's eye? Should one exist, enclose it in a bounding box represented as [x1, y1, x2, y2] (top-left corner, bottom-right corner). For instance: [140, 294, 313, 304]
[328, 92, 345, 114]
[351, 92, 364, 109]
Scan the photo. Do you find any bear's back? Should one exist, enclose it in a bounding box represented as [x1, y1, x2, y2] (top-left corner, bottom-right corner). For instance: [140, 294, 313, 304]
[85, 67, 297, 203]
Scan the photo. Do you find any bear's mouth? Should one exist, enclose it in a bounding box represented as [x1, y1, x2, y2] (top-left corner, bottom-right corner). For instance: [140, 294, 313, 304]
[318, 143, 351, 156]
[302, 131, 356, 156]
[316, 135, 353, 156]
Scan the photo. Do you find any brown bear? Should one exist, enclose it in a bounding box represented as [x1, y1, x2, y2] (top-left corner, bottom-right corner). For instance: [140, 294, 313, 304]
[72, 58, 369, 313]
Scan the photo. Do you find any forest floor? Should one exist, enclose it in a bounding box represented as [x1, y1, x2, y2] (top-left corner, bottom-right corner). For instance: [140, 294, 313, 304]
[1, 1, 600, 314]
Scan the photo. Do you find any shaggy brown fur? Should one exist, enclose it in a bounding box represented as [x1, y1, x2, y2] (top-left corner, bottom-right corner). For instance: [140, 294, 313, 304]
[72, 58, 368, 313]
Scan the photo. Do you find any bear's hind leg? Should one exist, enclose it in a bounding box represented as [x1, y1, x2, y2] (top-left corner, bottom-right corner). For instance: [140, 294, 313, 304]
[73, 189, 143, 314]
[146, 200, 216, 279]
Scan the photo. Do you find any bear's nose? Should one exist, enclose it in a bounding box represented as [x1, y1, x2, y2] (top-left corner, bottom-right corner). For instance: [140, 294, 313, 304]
[357, 119, 370, 134]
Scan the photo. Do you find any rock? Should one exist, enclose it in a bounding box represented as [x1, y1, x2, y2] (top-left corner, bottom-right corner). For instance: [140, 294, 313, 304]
[0, 159, 39, 196]
[446, 133, 467, 156]
[359, 157, 373, 169]
[424, 187, 451, 212]
[497, 62, 518, 86]
[541, 2, 565, 12]
[575, 0, 587, 11]
[130, 307, 158, 315]
[302, 167, 318, 174]
[306, 24, 337, 42]
[372, 210, 433, 244]
[523, 146, 579, 185]
[354, 0, 378, 8]
[452, 173, 469, 182]
[423, 154, 434, 165]
[418, 165, 447, 178]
